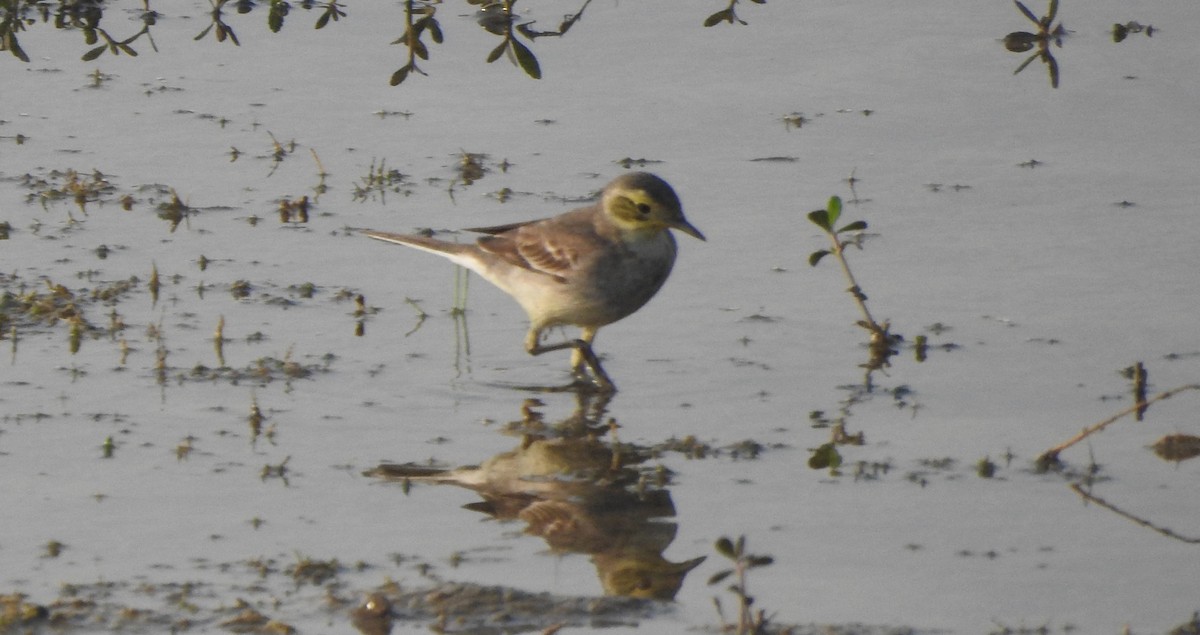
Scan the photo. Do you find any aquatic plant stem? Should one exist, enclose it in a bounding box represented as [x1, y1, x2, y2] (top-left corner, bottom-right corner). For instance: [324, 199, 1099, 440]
[1038, 384, 1200, 467]
[828, 235, 881, 333]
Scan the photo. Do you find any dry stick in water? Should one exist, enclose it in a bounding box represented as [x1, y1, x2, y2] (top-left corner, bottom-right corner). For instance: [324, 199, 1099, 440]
[1038, 384, 1200, 466]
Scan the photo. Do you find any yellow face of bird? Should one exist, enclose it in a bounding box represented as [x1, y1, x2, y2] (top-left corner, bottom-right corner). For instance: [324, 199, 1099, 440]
[603, 177, 706, 241]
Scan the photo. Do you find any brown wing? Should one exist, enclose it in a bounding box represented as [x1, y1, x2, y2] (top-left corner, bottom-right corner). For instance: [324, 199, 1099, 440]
[471, 208, 602, 282]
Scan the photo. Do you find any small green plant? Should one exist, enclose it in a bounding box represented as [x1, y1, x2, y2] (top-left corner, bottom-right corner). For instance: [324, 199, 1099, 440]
[708, 535, 775, 634]
[351, 158, 411, 203]
[807, 195, 897, 371]
[807, 441, 843, 472]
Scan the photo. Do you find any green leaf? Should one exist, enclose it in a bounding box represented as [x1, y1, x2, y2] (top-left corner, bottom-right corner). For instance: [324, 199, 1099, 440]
[510, 38, 541, 79]
[117, 42, 138, 57]
[486, 41, 506, 63]
[413, 39, 428, 60]
[1013, 0, 1038, 24]
[1012, 52, 1037, 76]
[808, 250, 830, 267]
[194, 24, 213, 41]
[703, 10, 731, 27]
[734, 535, 745, 558]
[808, 443, 842, 470]
[826, 195, 842, 227]
[836, 220, 867, 234]
[428, 19, 444, 43]
[81, 45, 106, 61]
[707, 569, 734, 586]
[390, 66, 410, 86]
[715, 537, 736, 559]
[9, 36, 29, 63]
[747, 555, 774, 568]
[315, 9, 331, 29]
[807, 209, 831, 231]
[84, 28, 98, 45]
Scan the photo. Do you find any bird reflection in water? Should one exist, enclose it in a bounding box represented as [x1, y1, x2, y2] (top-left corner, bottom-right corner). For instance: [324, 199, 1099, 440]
[365, 393, 705, 601]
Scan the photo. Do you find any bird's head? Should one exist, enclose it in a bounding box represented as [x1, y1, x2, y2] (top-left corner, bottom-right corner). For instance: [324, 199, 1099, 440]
[603, 172, 706, 241]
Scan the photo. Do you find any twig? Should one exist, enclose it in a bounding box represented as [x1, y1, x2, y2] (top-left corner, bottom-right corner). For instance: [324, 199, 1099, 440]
[1071, 483, 1200, 544]
[1037, 384, 1200, 466]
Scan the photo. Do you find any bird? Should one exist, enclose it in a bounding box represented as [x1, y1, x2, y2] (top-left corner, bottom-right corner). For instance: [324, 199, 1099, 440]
[363, 172, 705, 391]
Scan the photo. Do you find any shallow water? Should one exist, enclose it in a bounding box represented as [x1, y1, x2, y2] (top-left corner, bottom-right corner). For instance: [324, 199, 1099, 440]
[2, 1, 1199, 633]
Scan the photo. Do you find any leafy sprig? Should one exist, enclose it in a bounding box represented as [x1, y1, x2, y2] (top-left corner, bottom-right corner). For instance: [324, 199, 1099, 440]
[708, 535, 776, 634]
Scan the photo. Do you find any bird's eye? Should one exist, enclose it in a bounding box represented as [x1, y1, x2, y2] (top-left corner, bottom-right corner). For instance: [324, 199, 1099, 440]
[636, 203, 651, 216]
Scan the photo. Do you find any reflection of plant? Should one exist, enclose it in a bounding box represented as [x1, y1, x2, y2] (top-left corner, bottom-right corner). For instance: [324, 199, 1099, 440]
[704, 0, 766, 28]
[390, 0, 443, 86]
[1012, 0, 1062, 36]
[1, 0, 31, 62]
[475, 0, 541, 80]
[5, 1, 773, 84]
[1071, 483, 1200, 545]
[79, 5, 158, 61]
[708, 536, 776, 635]
[313, 1, 347, 31]
[515, 0, 592, 40]
[1004, 0, 1066, 89]
[267, 0, 349, 33]
[195, 0, 241, 46]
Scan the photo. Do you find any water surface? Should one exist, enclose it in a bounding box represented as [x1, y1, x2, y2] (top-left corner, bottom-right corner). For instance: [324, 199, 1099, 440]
[2, 1, 1199, 633]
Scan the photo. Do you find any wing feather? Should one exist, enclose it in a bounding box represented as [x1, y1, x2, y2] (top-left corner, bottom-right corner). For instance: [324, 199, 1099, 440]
[473, 208, 604, 282]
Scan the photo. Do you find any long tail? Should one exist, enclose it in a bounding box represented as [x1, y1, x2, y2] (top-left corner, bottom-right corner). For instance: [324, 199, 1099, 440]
[362, 229, 478, 264]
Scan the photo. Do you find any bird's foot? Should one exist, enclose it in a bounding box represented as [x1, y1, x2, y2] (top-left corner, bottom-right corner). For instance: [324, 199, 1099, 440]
[570, 341, 616, 393]
[531, 338, 616, 393]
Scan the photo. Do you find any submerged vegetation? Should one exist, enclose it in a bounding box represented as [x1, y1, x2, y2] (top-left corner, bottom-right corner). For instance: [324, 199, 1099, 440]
[0, 260, 349, 389]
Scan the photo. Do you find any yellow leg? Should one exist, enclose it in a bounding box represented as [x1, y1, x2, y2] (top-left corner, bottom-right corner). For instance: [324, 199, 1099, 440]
[569, 327, 598, 375]
[525, 327, 615, 392]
